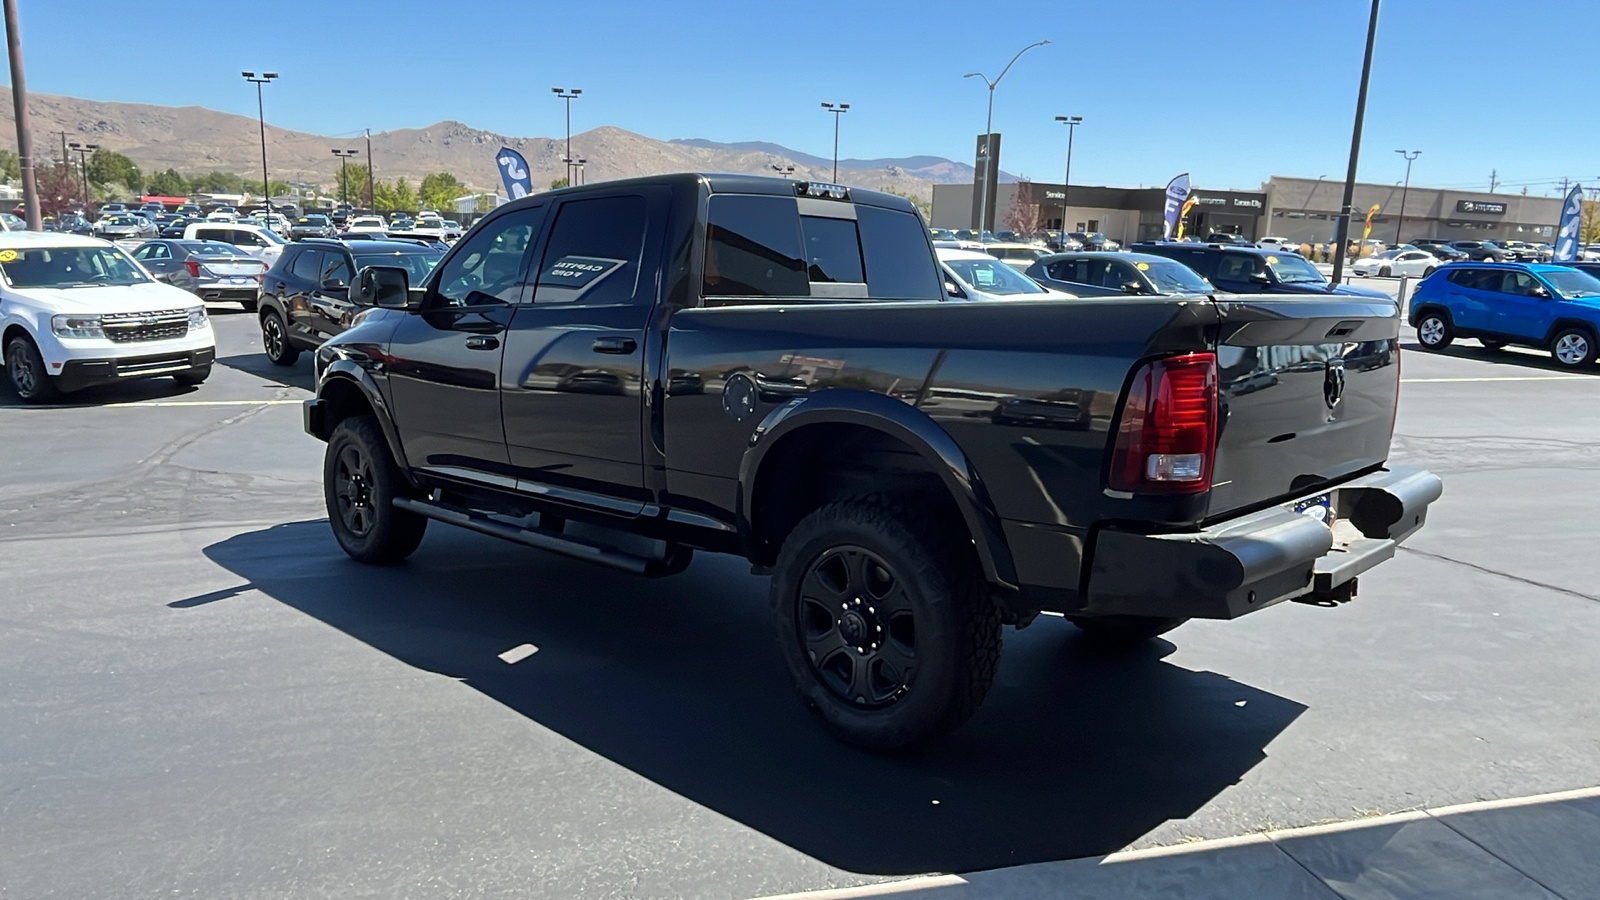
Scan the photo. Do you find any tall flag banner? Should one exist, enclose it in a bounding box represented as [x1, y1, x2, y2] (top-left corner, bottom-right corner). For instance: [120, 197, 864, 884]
[495, 147, 533, 200]
[1161, 173, 1191, 240]
[1554, 184, 1583, 262]
[1362, 204, 1382, 246]
[1175, 198, 1198, 240]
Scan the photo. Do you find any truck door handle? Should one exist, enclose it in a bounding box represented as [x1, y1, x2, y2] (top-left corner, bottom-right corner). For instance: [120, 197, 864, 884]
[592, 337, 637, 354]
[465, 335, 500, 350]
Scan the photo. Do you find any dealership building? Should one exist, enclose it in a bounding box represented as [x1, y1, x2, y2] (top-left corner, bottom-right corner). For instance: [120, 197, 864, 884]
[930, 176, 1564, 246]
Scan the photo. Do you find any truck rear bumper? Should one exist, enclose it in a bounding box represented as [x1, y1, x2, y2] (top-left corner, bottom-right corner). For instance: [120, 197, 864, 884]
[1083, 467, 1442, 620]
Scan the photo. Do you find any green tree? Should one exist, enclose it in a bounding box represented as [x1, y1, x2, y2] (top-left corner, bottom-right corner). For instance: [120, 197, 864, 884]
[85, 148, 141, 192]
[0, 149, 20, 183]
[192, 171, 248, 194]
[334, 163, 371, 206]
[419, 172, 465, 212]
[267, 180, 293, 198]
[371, 177, 417, 213]
[549, 176, 569, 190]
[146, 168, 189, 197]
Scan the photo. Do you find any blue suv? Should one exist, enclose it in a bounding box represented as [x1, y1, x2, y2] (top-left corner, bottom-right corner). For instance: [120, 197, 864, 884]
[1409, 262, 1600, 368]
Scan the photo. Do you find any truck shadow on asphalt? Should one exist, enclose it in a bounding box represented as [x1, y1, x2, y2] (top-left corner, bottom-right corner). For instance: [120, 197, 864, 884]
[202, 520, 1305, 876]
[214, 353, 316, 392]
[1401, 341, 1600, 374]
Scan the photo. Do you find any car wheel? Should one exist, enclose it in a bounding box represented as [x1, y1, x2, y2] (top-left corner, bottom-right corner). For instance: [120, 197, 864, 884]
[324, 415, 427, 564]
[260, 309, 300, 366]
[1379, 266, 1391, 277]
[769, 495, 1001, 751]
[1416, 311, 1454, 350]
[1550, 327, 1597, 368]
[172, 364, 211, 386]
[1063, 614, 1188, 647]
[5, 334, 61, 403]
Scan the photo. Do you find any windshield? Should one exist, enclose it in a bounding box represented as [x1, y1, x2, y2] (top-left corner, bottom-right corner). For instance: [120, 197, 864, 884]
[1542, 269, 1600, 299]
[945, 258, 1047, 295]
[354, 250, 445, 284]
[1142, 259, 1214, 293]
[0, 245, 150, 288]
[1268, 253, 1328, 284]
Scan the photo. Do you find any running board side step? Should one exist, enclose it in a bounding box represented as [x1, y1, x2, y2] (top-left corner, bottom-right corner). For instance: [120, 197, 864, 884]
[392, 496, 690, 577]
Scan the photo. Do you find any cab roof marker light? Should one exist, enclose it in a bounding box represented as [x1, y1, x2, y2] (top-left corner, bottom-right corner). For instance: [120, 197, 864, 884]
[795, 182, 850, 201]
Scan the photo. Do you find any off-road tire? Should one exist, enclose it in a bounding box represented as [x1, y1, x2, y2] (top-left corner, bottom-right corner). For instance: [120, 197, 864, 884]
[324, 415, 426, 564]
[5, 334, 61, 403]
[261, 308, 300, 366]
[1064, 614, 1188, 647]
[770, 495, 1001, 751]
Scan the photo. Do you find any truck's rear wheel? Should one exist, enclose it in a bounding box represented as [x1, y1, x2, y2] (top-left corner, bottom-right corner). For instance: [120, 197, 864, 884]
[770, 496, 1001, 751]
[324, 415, 426, 564]
[1064, 614, 1187, 647]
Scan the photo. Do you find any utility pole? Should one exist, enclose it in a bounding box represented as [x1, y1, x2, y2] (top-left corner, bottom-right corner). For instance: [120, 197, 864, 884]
[4, 0, 40, 230]
[331, 148, 359, 207]
[552, 87, 581, 185]
[242, 71, 277, 214]
[67, 141, 97, 210]
[1329, 0, 1381, 286]
[1489, 169, 1498, 192]
[1393, 150, 1419, 246]
[964, 39, 1051, 237]
[1054, 115, 1082, 234]
[365, 128, 374, 209]
[820, 102, 849, 182]
[51, 129, 67, 165]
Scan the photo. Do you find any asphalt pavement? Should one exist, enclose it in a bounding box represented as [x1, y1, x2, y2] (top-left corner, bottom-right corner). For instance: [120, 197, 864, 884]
[2, 291, 1598, 899]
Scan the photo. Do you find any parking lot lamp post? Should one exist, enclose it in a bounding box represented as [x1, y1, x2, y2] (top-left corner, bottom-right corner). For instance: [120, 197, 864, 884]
[819, 102, 849, 182]
[1329, 0, 1381, 285]
[965, 39, 1050, 237]
[242, 72, 277, 215]
[771, 164, 795, 179]
[67, 141, 97, 209]
[1055, 115, 1082, 233]
[1393, 150, 1419, 246]
[331, 148, 359, 207]
[552, 88, 581, 185]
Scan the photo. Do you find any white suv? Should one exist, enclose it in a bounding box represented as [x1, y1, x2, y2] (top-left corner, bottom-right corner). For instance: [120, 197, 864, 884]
[0, 233, 215, 402]
[182, 222, 289, 265]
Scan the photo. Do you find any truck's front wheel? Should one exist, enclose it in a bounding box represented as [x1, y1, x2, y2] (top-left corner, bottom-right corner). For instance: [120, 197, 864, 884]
[324, 415, 427, 564]
[770, 497, 1000, 751]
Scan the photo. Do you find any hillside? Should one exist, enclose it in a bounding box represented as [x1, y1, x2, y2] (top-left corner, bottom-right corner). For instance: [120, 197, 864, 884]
[0, 90, 979, 201]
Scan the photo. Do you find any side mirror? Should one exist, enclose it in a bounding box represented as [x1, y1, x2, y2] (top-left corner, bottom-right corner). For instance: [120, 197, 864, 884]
[1249, 271, 1272, 284]
[320, 278, 347, 292]
[354, 266, 411, 308]
[1121, 280, 1145, 295]
[1532, 285, 1551, 299]
[943, 279, 965, 298]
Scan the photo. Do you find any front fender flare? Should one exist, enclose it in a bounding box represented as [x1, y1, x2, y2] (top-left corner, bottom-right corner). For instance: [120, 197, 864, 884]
[315, 358, 415, 480]
[738, 389, 1018, 589]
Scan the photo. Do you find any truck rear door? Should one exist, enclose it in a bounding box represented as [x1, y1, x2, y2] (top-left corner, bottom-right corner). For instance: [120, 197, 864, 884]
[1204, 293, 1401, 519]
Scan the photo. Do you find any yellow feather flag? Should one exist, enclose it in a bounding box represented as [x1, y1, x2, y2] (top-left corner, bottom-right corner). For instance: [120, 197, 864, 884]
[1362, 203, 1382, 246]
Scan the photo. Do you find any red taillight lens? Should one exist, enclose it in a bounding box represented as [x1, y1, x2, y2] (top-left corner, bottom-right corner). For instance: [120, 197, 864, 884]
[185, 259, 202, 277]
[1108, 352, 1218, 494]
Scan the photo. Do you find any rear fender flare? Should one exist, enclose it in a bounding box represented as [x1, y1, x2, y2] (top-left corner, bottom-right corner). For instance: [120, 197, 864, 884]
[738, 389, 1018, 589]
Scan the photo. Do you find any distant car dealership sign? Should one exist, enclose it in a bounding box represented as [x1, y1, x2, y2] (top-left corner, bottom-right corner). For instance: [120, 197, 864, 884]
[1457, 200, 1507, 215]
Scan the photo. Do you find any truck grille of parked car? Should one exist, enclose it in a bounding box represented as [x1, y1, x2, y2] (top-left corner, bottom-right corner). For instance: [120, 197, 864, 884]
[101, 309, 189, 343]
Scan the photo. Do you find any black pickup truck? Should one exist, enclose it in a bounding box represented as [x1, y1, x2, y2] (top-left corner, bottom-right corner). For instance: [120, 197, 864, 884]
[303, 173, 1441, 750]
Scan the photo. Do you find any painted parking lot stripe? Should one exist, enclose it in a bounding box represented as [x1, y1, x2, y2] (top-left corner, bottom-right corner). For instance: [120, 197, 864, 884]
[0, 399, 308, 410]
[1402, 375, 1593, 383]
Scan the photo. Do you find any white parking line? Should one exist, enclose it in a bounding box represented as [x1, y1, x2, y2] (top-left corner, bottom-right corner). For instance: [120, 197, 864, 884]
[1402, 376, 1593, 383]
[497, 644, 539, 664]
[0, 399, 308, 410]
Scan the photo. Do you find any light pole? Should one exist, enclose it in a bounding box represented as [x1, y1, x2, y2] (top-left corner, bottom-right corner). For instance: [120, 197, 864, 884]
[964, 39, 1050, 237]
[820, 102, 849, 182]
[242, 71, 277, 215]
[1393, 149, 1420, 246]
[552, 87, 581, 185]
[563, 156, 588, 186]
[1329, 0, 1381, 285]
[331, 148, 359, 207]
[3, 0, 39, 230]
[1054, 115, 1082, 234]
[771, 163, 795, 179]
[67, 141, 97, 211]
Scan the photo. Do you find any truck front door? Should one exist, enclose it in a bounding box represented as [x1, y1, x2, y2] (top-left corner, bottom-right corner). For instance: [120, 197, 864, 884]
[498, 190, 664, 514]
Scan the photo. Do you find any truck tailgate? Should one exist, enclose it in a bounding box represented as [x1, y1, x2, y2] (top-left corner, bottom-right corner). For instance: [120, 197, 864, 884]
[1206, 294, 1401, 520]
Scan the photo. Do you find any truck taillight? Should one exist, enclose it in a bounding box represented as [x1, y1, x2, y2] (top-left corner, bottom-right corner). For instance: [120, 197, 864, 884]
[1108, 352, 1218, 494]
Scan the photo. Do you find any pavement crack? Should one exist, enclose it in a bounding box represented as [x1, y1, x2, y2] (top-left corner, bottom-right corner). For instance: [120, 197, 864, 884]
[1399, 546, 1600, 605]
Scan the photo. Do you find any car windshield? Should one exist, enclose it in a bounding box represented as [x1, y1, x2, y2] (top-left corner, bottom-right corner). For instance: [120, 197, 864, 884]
[1263, 253, 1327, 284]
[353, 249, 445, 284]
[1541, 269, 1600, 299]
[1142, 259, 1214, 293]
[945, 258, 1047, 295]
[0, 244, 150, 288]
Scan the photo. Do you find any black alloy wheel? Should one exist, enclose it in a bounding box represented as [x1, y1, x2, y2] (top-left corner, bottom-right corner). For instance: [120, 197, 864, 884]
[770, 496, 1000, 751]
[5, 335, 61, 403]
[261, 309, 300, 366]
[323, 415, 426, 564]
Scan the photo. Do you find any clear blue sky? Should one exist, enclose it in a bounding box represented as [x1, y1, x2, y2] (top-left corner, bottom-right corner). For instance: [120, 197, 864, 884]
[12, 0, 1595, 195]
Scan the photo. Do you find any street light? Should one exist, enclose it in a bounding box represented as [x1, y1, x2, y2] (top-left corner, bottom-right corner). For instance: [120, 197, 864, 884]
[242, 71, 278, 216]
[1054, 115, 1082, 235]
[1329, 0, 1380, 285]
[552, 87, 581, 185]
[964, 39, 1050, 237]
[771, 163, 795, 179]
[564, 156, 588, 185]
[820, 102, 849, 182]
[331, 148, 360, 207]
[66, 140, 97, 210]
[1393, 150, 1420, 246]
